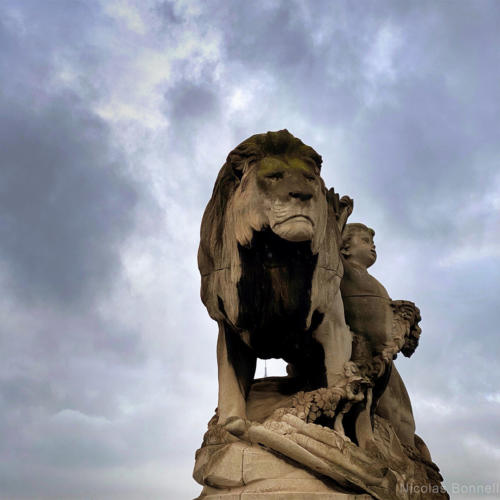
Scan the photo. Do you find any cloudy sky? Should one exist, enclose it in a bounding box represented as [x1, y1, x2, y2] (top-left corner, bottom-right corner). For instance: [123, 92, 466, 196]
[1, 1, 499, 499]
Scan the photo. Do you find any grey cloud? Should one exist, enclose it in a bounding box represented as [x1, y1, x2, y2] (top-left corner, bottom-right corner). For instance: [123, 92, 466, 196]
[165, 80, 219, 122]
[0, 92, 138, 306]
[340, 5, 500, 236]
[0, 310, 144, 418]
[377, 250, 500, 408]
[161, 73, 224, 161]
[190, 0, 500, 213]
[0, 5, 140, 307]
[0, 4, 155, 497]
[220, 1, 315, 69]
[213, 0, 368, 124]
[415, 403, 500, 490]
[155, 1, 183, 25]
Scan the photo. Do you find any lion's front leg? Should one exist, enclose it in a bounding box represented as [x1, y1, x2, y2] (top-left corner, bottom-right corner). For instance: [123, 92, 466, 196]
[313, 292, 352, 387]
[216, 321, 256, 429]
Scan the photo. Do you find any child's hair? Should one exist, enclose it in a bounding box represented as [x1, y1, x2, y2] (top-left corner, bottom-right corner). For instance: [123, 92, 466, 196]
[341, 223, 375, 255]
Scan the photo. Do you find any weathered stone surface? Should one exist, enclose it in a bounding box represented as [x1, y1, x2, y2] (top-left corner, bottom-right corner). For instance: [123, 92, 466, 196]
[195, 440, 364, 499]
[193, 130, 448, 499]
[199, 493, 372, 499]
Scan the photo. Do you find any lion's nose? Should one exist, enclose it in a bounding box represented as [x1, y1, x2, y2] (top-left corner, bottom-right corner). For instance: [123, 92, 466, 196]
[289, 191, 313, 201]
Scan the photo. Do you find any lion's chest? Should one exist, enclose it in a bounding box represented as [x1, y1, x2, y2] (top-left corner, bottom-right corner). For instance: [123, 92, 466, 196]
[236, 233, 319, 361]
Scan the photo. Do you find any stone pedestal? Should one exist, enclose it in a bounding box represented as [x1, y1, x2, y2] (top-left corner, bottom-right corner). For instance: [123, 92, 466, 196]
[194, 441, 373, 500]
[200, 494, 372, 499]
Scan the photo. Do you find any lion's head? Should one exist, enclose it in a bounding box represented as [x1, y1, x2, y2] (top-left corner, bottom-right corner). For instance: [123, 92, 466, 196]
[199, 130, 343, 328]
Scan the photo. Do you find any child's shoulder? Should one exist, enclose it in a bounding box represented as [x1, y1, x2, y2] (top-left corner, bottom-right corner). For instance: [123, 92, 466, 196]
[342, 261, 391, 298]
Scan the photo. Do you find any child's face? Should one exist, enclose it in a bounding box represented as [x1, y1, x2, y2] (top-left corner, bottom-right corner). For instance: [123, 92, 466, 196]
[348, 230, 376, 268]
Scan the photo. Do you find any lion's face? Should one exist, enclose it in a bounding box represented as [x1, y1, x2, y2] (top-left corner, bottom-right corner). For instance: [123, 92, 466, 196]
[230, 155, 328, 253]
[199, 130, 342, 327]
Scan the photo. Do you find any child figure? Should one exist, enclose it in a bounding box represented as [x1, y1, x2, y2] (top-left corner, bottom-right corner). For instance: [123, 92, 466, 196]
[340, 223, 393, 357]
[340, 223, 424, 453]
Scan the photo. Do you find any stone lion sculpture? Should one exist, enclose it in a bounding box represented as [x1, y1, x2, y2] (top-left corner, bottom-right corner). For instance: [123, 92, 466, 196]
[194, 130, 448, 500]
[198, 129, 353, 428]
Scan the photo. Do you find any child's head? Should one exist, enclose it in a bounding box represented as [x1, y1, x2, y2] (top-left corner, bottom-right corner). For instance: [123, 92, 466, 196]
[341, 223, 376, 268]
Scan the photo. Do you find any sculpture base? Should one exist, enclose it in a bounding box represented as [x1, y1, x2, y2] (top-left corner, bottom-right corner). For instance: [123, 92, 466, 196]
[195, 441, 372, 500]
[199, 493, 371, 499]
[194, 377, 448, 500]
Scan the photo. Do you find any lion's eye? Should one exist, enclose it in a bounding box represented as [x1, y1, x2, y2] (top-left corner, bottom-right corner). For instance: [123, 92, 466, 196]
[266, 172, 283, 180]
[304, 174, 316, 181]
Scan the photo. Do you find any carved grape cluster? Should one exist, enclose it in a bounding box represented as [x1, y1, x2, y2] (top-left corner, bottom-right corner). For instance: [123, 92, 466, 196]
[283, 362, 369, 424]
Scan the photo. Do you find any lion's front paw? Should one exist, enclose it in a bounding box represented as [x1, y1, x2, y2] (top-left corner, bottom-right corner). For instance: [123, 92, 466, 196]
[223, 416, 248, 437]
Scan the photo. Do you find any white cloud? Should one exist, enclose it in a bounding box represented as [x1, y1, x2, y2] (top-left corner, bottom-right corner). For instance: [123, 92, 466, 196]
[104, 1, 147, 34]
[362, 22, 402, 106]
[485, 392, 500, 404]
[365, 23, 402, 81]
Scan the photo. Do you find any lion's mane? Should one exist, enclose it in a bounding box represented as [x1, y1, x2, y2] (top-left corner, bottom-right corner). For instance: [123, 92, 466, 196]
[198, 129, 343, 329]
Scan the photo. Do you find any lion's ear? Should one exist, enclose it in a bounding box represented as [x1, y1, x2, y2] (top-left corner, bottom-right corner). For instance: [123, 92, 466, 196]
[232, 163, 244, 180]
[226, 140, 260, 180]
[235, 158, 258, 180]
[340, 247, 350, 258]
